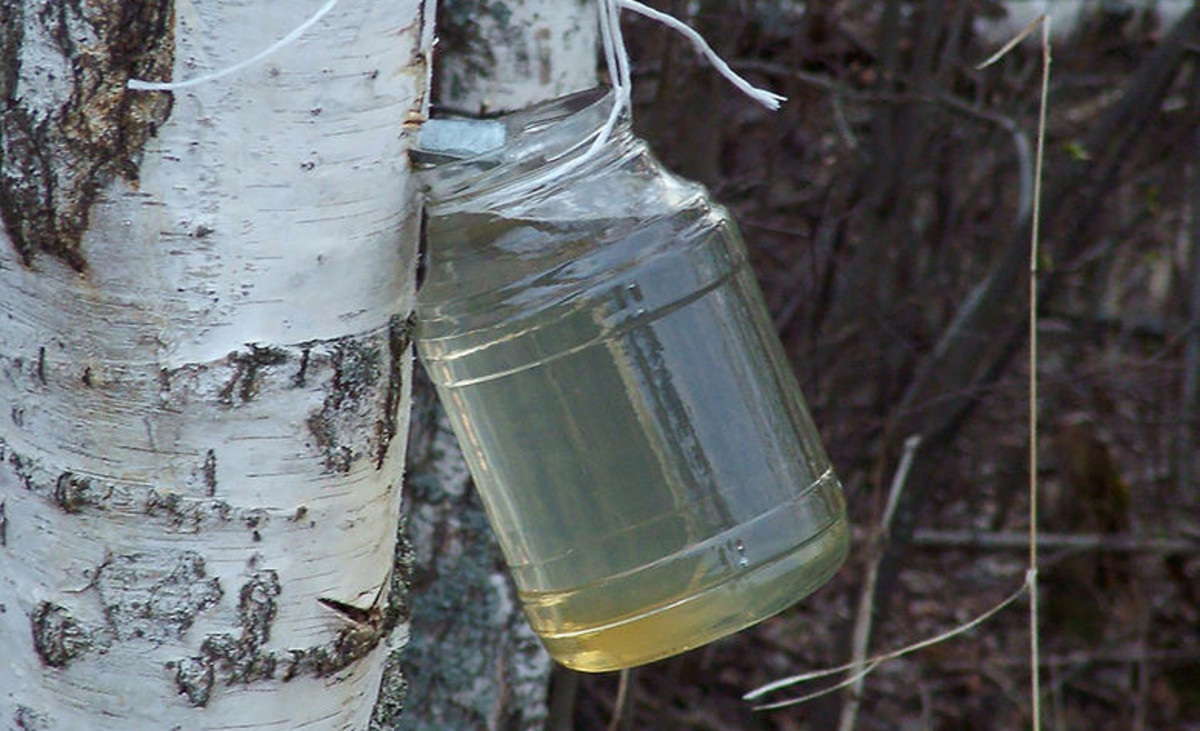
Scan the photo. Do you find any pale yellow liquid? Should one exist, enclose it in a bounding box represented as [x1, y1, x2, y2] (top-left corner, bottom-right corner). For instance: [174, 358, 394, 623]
[418, 212, 848, 671]
[531, 506, 848, 671]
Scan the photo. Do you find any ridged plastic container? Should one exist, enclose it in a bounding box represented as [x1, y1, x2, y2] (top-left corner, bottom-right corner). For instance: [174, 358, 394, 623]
[413, 89, 848, 672]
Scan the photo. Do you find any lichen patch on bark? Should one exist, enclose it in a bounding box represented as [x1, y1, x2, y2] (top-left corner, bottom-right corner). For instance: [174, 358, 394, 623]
[30, 601, 94, 668]
[368, 520, 416, 731]
[0, 0, 175, 272]
[307, 316, 412, 474]
[167, 570, 281, 707]
[170, 565, 407, 707]
[52, 470, 108, 513]
[94, 551, 223, 642]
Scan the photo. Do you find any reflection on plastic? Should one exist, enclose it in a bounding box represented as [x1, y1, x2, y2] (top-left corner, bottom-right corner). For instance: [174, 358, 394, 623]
[413, 89, 849, 672]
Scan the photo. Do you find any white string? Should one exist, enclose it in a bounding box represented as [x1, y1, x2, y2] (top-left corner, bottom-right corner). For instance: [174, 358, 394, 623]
[613, 0, 786, 111]
[589, 0, 632, 159]
[127, 0, 343, 91]
[581, 0, 785, 168]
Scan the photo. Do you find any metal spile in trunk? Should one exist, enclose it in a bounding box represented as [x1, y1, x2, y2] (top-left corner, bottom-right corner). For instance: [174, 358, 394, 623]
[412, 89, 848, 672]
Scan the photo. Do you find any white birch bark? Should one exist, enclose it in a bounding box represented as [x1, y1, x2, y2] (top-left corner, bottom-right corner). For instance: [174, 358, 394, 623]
[0, 1, 435, 729]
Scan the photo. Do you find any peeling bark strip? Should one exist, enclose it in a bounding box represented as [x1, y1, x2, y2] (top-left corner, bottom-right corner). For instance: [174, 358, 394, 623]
[0, 0, 174, 272]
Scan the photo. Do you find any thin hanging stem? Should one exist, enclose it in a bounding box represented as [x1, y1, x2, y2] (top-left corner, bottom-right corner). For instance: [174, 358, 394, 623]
[748, 14, 1054, 719]
[1027, 16, 1052, 731]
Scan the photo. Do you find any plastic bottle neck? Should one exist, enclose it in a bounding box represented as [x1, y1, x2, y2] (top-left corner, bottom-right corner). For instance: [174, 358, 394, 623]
[412, 88, 638, 212]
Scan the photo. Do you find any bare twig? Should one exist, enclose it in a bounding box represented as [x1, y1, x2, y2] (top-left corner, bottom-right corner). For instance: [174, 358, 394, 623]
[837, 435, 922, 731]
[731, 58, 1036, 222]
[941, 647, 1200, 673]
[1030, 24, 1051, 731]
[976, 14, 1046, 69]
[548, 668, 580, 731]
[1180, 31, 1200, 508]
[606, 668, 631, 731]
[1132, 601, 1152, 731]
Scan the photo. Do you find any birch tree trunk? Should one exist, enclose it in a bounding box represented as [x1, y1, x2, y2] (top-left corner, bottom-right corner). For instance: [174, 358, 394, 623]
[397, 2, 598, 728]
[0, 1, 434, 728]
[435, 0, 598, 114]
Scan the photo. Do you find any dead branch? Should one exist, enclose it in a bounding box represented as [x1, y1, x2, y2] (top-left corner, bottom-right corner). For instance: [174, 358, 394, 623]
[912, 530, 1199, 554]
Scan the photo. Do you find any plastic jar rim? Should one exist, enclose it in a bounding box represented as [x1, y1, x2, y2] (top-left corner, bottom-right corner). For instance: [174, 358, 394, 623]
[410, 87, 619, 206]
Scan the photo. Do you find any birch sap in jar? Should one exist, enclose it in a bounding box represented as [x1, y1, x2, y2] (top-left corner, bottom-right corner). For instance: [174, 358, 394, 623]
[412, 89, 849, 672]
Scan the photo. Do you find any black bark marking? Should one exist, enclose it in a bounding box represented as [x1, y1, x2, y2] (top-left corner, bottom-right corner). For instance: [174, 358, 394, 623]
[279, 622, 384, 681]
[0, 499, 6, 546]
[238, 570, 281, 648]
[52, 470, 108, 513]
[171, 565, 407, 706]
[306, 410, 353, 473]
[170, 656, 214, 707]
[244, 509, 268, 543]
[144, 491, 234, 530]
[292, 345, 312, 388]
[6, 448, 36, 491]
[31, 601, 91, 668]
[0, 0, 175, 272]
[375, 313, 414, 469]
[35, 346, 45, 385]
[284, 558, 405, 684]
[2, 438, 245, 522]
[330, 340, 383, 406]
[218, 345, 288, 405]
[169, 570, 280, 706]
[95, 551, 224, 642]
[12, 706, 50, 731]
[202, 449, 217, 496]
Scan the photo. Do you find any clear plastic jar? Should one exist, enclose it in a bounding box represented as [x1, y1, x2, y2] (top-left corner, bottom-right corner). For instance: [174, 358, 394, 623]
[413, 89, 848, 672]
